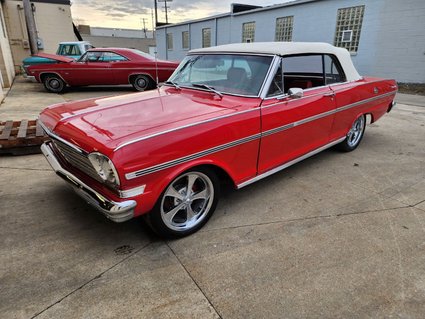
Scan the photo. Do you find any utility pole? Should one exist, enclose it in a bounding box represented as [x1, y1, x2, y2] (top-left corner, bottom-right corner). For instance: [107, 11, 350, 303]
[157, 0, 172, 24]
[164, 0, 169, 24]
[141, 18, 147, 38]
[22, 0, 38, 54]
[154, 0, 158, 27]
[151, 8, 155, 37]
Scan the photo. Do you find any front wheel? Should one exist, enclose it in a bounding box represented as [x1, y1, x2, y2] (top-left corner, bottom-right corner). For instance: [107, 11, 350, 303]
[43, 75, 66, 93]
[146, 168, 220, 238]
[337, 114, 366, 152]
[131, 75, 154, 91]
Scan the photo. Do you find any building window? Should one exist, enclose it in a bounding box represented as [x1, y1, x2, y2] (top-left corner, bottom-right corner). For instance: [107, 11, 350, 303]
[334, 5, 365, 53]
[167, 33, 173, 50]
[182, 31, 189, 49]
[242, 22, 255, 43]
[275, 16, 293, 42]
[202, 28, 211, 48]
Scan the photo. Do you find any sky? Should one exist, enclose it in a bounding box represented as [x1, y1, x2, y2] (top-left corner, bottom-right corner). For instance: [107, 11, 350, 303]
[71, 0, 292, 30]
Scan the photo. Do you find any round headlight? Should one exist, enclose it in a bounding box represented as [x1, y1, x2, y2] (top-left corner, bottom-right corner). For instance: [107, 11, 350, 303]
[88, 153, 120, 186]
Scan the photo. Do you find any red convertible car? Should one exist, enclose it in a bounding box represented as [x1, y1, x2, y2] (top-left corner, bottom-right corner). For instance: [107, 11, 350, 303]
[39, 42, 397, 237]
[26, 48, 179, 93]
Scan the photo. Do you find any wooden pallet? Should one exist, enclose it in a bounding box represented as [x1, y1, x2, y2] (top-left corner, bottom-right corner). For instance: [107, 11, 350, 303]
[0, 119, 49, 155]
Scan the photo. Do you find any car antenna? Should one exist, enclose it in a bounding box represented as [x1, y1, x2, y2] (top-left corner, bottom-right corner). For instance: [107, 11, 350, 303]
[154, 49, 159, 90]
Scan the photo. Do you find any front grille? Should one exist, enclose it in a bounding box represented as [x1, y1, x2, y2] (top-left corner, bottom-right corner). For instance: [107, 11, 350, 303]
[52, 139, 104, 183]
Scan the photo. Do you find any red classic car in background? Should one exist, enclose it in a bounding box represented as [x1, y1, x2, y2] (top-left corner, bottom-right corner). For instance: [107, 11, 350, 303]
[39, 42, 397, 237]
[26, 48, 179, 93]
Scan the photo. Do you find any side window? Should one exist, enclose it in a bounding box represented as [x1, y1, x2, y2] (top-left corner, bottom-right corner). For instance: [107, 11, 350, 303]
[267, 61, 283, 97]
[86, 51, 104, 62]
[70, 45, 81, 55]
[58, 45, 67, 55]
[102, 52, 127, 62]
[324, 55, 346, 84]
[283, 54, 324, 91]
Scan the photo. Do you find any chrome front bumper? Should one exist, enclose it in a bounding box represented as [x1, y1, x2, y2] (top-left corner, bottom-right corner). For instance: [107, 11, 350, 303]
[41, 142, 136, 222]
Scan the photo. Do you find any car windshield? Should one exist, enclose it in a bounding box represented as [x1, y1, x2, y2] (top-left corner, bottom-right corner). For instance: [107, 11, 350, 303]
[168, 54, 273, 96]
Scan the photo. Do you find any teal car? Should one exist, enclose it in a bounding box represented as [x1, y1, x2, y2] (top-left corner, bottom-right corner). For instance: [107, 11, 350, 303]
[22, 41, 93, 77]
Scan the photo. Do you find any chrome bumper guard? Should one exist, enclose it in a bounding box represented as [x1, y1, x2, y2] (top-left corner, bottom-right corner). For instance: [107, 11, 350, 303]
[41, 142, 136, 223]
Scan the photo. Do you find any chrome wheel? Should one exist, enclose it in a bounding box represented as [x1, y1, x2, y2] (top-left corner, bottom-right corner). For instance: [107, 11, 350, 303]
[347, 116, 365, 148]
[160, 172, 214, 232]
[337, 114, 366, 152]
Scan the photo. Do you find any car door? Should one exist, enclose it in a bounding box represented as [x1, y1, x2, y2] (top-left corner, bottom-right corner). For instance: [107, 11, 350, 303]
[64, 51, 116, 86]
[258, 55, 337, 174]
[107, 52, 135, 84]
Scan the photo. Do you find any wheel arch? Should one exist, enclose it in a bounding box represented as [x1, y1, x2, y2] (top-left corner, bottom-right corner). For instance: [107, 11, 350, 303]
[365, 113, 374, 124]
[142, 160, 237, 211]
[160, 160, 237, 191]
[39, 72, 69, 85]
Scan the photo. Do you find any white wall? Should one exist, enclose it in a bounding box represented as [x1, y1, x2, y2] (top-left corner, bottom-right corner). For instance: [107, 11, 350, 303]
[157, 0, 425, 83]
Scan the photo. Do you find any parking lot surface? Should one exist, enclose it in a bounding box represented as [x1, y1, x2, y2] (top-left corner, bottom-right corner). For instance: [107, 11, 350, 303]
[1, 77, 425, 318]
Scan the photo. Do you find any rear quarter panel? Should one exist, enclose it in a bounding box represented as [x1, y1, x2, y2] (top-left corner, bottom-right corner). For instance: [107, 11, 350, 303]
[329, 77, 397, 141]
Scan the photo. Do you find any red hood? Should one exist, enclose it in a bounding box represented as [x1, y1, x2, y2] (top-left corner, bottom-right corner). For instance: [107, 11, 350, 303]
[40, 87, 256, 155]
[33, 53, 74, 63]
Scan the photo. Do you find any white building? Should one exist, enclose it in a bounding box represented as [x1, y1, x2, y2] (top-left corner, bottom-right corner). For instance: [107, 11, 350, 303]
[156, 0, 425, 83]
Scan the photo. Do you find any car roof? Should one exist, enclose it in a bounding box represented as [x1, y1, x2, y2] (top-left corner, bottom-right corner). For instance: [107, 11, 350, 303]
[190, 42, 362, 82]
[88, 47, 132, 53]
[85, 48, 157, 61]
[59, 41, 91, 45]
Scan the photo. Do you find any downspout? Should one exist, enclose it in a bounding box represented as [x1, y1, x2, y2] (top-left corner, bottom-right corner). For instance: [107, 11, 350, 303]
[165, 27, 168, 60]
[214, 18, 218, 46]
[22, 0, 38, 54]
[188, 23, 191, 50]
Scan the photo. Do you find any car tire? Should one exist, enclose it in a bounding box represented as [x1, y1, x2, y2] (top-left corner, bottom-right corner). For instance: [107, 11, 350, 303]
[131, 75, 154, 91]
[337, 114, 366, 152]
[43, 75, 66, 93]
[146, 168, 220, 238]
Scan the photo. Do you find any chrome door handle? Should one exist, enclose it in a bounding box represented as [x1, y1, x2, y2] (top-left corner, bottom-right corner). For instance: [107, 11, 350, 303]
[323, 92, 335, 97]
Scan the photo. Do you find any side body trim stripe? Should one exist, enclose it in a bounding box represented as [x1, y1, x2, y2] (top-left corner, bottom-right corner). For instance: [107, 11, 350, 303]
[125, 133, 262, 179]
[125, 90, 396, 179]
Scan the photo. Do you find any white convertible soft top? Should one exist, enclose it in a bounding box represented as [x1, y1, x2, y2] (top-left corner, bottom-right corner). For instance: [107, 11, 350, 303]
[190, 42, 362, 82]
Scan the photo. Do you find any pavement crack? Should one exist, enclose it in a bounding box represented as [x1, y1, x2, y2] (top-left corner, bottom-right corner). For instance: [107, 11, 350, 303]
[413, 199, 425, 207]
[166, 242, 223, 319]
[30, 241, 152, 319]
[202, 205, 411, 233]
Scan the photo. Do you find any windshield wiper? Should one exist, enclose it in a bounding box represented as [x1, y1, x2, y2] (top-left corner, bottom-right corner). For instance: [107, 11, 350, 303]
[192, 83, 223, 97]
[164, 81, 181, 90]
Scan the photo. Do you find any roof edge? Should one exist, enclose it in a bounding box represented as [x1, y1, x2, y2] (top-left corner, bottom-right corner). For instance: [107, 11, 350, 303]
[156, 0, 321, 29]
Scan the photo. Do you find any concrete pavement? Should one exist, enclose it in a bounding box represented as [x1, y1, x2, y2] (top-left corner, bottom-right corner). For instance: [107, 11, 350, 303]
[0, 78, 425, 318]
[0, 76, 134, 120]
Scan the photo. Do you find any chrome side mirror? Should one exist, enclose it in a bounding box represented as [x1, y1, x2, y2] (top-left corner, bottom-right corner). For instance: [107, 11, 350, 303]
[288, 87, 303, 99]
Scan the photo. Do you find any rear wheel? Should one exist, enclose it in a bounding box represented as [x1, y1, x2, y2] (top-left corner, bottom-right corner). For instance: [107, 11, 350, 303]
[43, 75, 66, 93]
[337, 115, 366, 152]
[146, 168, 220, 238]
[131, 75, 154, 91]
